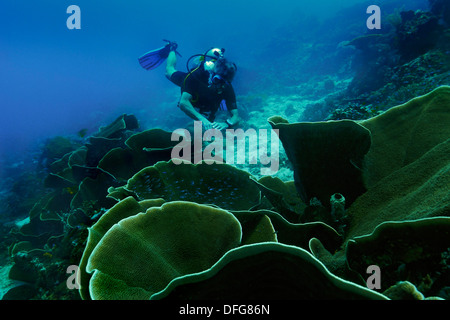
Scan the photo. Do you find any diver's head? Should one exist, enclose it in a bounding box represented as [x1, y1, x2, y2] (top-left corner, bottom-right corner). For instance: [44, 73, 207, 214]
[208, 58, 237, 94]
[212, 57, 237, 84]
[207, 57, 237, 93]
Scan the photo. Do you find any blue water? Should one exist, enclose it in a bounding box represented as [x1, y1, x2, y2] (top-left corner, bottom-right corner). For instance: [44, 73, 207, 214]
[0, 0, 428, 168]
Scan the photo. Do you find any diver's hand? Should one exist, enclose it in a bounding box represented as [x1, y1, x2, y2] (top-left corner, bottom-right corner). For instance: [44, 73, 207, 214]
[163, 39, 178, 52]
[202, 120, 213, 130]
[212, 122, 229, 131]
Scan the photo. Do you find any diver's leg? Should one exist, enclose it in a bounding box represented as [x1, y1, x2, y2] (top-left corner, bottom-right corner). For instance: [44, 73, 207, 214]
[165, 51, 177, 80]
[166, 50, 187, 88]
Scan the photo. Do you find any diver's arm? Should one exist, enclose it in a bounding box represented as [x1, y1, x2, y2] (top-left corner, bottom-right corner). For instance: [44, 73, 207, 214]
[178, 92, 212, 129]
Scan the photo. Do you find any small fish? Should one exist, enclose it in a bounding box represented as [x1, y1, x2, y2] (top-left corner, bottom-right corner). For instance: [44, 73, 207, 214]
[43, 252, 53, 259]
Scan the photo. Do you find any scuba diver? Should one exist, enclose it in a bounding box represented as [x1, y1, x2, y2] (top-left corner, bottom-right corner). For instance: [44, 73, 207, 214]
[138, 40, 241, 130]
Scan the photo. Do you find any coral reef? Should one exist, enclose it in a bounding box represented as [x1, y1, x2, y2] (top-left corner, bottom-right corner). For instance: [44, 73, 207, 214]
[396, 10, 443, 62]
[296, 4, 450, 124]
[3, 85, 449, 300]
[2, 114, 174, 299]
[2, 2, 450, 301]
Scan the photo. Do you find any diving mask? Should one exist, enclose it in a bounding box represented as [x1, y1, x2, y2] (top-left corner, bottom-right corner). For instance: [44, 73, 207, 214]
[208, 73, 228, 88]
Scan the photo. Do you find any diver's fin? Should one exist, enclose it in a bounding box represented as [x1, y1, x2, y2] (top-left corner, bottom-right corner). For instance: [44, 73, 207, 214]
[138, 46, 170, 70]
[138, 40, 181, 71]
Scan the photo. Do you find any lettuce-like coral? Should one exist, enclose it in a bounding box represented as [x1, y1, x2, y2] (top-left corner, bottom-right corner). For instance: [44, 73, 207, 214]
[78, 196, 165, 299]
[268, 116, 371, 208]
[121, 160, 261, 211]
[150, 243, 388, 300]
[360, 85, 450, 187]
[346, 86, 450, 238]
[85, 201, 242, 299]
[346, 217, 450, 297]
[97, 128, 178, 182]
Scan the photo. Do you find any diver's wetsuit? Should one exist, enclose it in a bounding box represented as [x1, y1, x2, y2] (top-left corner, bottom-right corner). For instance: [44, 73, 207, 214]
[170, 67, 237, 122]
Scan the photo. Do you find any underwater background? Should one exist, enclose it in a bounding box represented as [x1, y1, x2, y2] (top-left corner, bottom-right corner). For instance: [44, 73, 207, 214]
[0, 0, 449, 300]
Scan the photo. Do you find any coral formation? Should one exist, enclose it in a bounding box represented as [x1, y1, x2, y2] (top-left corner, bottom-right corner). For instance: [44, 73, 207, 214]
[346, 218, 450, 297]
[122, 161, 261, 211]
[396, 10, 443, 62]
[2, 2, 450, 301]
[151, 243, 388, 300]
[268, 116, 371, 208]
[346, 86, 450, 238]
[3, 82, 449, 300]
[74, 85, 448, 299]
[382, 281, 425, 300]
[360, 86, 450, 186]
[85, 202, 242, 300]
[78, 196, 165, 299]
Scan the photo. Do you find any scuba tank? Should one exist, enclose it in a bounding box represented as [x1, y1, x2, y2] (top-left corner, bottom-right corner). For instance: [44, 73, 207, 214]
[186, 48, 225, 74]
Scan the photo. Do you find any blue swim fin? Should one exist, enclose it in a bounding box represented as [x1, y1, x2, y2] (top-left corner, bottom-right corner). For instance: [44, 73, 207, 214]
[138, 40, 181, 70]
